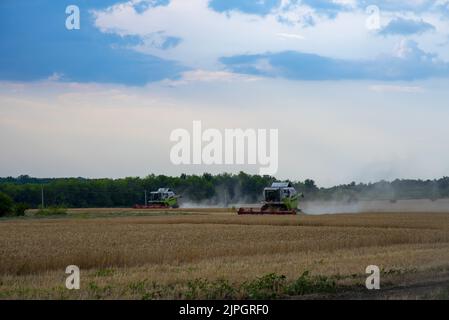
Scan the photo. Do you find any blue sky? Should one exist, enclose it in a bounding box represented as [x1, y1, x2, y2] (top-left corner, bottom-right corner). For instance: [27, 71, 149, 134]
[1, 0, 449, 184]
[379, 17, 436, 36]
[220, 45, 449, 81]
[0, 0, 184, 85]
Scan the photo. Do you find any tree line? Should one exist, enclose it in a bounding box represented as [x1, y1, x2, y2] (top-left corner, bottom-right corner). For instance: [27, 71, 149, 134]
[1, 173, 449, 209]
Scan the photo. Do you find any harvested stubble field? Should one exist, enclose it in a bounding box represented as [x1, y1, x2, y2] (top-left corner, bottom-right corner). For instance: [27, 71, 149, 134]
[1, 208, 449, 299]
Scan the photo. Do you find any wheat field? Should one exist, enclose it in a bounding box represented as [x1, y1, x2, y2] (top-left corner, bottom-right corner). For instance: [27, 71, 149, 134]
[1, 209, 449, 299]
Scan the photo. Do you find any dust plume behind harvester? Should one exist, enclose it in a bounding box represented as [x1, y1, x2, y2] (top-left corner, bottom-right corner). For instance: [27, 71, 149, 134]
[134, 188, 180, 209]
[238, 182, 303, 215]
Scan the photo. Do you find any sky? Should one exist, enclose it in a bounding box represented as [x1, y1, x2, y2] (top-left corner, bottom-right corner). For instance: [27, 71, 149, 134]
[1, 0, 449, 186]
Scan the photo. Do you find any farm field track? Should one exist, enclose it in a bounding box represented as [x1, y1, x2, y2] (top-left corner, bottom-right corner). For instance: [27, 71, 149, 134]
[1, 208, 449, 299]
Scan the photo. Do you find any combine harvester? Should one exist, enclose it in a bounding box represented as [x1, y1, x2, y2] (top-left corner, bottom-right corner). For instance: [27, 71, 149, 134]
[238, 182, 303, 215]
[134, 188, 180, 209]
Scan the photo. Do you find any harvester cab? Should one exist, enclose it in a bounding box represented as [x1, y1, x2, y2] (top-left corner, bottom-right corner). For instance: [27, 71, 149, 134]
[134, 188, 180, 209]
[238, 182, 303, 215]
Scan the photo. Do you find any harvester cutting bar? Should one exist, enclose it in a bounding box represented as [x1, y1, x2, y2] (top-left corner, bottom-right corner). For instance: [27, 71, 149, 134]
[237, 207, 296, 215]
[133, 204, 170, 209]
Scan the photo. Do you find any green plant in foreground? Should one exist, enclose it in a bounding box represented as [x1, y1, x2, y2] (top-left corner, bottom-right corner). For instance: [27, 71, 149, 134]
[185, 278, 210, 299]
[35, 206, 67, 216]
[242, 273, 287, 299]
[183, 278, 236, 299]
[182, 272, 337, 300]
[286, 271, 336, 296]
[94, 268, 115, 277]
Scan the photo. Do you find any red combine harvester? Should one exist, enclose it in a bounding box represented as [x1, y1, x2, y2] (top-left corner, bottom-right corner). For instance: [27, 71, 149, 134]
[238, 182, 302, 215]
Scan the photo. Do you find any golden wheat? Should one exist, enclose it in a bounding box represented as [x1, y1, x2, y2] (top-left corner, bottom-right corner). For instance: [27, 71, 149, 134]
[1, 210, 449, 299]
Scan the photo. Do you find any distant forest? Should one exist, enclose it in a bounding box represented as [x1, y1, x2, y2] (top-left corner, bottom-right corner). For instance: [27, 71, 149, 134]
[1, 173, 449, 208]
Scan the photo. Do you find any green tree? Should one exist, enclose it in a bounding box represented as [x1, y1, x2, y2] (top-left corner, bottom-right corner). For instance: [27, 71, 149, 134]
[0, 191, 14, 216]
[304, 179, 318, 193]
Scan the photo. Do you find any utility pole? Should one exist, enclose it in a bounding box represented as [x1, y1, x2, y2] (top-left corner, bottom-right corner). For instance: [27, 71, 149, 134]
[41, 185, 45, 209]
[144, 190, 147, 206]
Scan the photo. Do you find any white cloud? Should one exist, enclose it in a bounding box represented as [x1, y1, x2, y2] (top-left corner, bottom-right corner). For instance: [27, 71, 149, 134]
[162, 69, 260, 86]
[91, 0, 404, 67]
[47, 72, 64, 81]
[369, 84, 425, 93]
[92, 0, 449, 70]
[393, 38, 435, 60]
[276, 32, 305, 40]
